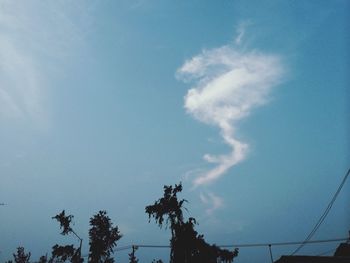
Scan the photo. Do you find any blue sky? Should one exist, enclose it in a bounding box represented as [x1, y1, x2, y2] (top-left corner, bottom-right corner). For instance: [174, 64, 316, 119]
[0, 1, 349, 262]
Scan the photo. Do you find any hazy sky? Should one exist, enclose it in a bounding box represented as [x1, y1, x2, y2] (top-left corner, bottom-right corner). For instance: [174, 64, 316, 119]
[0, 1, 349, 262]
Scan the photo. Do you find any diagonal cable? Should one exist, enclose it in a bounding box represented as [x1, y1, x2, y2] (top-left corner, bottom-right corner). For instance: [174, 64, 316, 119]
[290, 168, 350, 255]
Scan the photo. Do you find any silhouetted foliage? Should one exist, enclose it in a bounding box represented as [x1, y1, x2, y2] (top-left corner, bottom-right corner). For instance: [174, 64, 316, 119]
[52, 211, 74, 235]
[52, 211, 83, 263]
[7, 248, 48, 263]
[146, 183, 238, 263]
[13, 247, 31, 263]
[50, 210, 122, 263]
[128, 246, 138, 263]
[51, 245, 75, 262]
[146, 183, 186, 230]
[88, 211, 122, 263]
[38, 255, 48, 263]
[5, 183, 240, 263]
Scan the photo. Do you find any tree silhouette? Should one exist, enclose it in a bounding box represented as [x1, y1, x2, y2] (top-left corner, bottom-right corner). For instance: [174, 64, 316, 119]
[146, 183, 238, 263]
[52, 210, 83, 263]
[4, 183, 239, 263]
[51, 245, 76, 263]
[6, 248, 49, 263]
[38, 255, 48, 263]
[88, 211, 122, 263]
[13, 247, 31, 263]
[128, 246, 138, 263]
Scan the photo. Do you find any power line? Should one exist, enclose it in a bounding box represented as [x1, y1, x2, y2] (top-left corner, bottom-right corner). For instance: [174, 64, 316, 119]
[290, 168, 350, 255]
[134, 245, 170, 249]
[82, 245, 133, 257]
[80, 237, 347, 258]
[109, 237, 347, 251]
[219, 237, 348, 248]
[77, 168, 350, 259]
[115, 245, 133, 251]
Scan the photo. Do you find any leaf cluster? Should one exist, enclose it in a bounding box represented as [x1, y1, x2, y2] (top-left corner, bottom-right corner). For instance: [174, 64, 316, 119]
[88, 211, 122, 263]
[146, 183, 238, 263]
[52, 210, 74, 235]
[145, 183, 187, 228]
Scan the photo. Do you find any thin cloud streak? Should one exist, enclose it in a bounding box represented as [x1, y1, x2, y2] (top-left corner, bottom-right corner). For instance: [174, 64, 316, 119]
[199, 192, 224, 215]
[0, 1, 92, 128]
[177, 45, 284, 186]
[0, 36, 45, 122]
[235, 21, 248, 45]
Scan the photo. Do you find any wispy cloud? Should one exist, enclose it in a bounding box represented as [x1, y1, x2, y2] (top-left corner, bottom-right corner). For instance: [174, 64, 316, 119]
[199, 192, 224, 215]
[0, 36, 46, 123]
[235, 21, 251, 45]
[177, 36, 284, 187]
[0, 1, 92, 128]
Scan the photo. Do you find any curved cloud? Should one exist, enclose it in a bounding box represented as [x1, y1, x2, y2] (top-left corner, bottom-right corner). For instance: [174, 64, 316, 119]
[177, 46, 284, 186]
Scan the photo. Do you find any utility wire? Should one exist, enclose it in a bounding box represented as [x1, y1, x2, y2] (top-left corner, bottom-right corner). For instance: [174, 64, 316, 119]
[115, 245, 133, 251]
[81, 237, 347, 257]
[290, 168, 350, 255]
[217, 237, 347, 248]
[80, 168, 349, 258]
[117, 237, 347, 250]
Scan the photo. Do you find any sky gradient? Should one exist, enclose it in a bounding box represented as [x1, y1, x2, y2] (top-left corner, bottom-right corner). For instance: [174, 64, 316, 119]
[0, 1, 349, 262]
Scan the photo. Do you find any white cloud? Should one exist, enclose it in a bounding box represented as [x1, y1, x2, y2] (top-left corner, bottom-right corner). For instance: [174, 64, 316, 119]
[0, 36, 45, 123]
[0, 1, 92, 128]
[199, 192, 224, 215]
[235, 21, 251, 45]
[177, 44, 284, 186]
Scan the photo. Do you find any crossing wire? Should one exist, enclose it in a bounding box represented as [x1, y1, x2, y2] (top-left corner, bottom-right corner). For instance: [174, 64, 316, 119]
[80, 168, 349, 258]
[290, 168, 350, 255]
